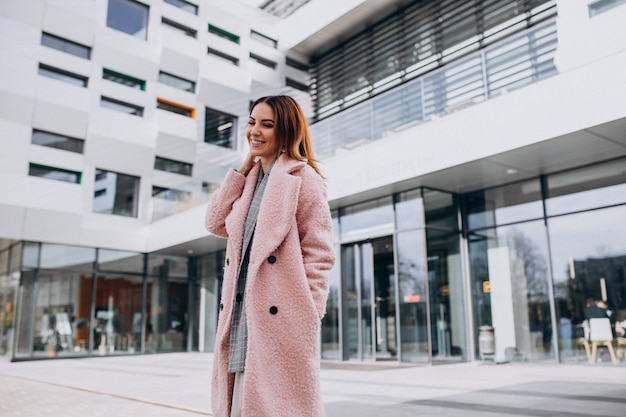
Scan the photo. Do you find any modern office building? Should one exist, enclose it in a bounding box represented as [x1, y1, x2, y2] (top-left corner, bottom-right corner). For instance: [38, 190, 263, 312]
[1, 0, 625, 366]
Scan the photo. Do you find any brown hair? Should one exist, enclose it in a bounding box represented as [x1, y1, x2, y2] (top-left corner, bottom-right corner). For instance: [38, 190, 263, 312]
[250, 95, 323, 177]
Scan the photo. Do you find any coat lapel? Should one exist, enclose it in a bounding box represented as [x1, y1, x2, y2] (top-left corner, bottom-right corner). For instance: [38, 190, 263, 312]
[225, 164, 261, 264]
[252, 155, 304, 260]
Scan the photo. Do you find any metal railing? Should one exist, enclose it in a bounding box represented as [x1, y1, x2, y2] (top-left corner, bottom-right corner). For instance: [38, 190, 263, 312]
[310, 21, 558, 160]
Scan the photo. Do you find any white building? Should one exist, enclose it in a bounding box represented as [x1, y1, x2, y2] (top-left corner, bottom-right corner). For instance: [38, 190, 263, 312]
[1, 0, 625, 365]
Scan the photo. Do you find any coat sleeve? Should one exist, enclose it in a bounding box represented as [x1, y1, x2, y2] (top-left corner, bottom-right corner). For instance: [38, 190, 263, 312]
[205, 169, 246, 238]
[296, 168, 336, 319]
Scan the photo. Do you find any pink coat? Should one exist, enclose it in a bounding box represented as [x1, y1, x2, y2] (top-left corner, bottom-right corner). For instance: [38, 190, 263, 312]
[205, 154, 335, 417]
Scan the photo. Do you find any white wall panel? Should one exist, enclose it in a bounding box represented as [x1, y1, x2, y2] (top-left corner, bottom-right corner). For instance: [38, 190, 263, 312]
[0, 91, 36, 126]
[28, 145, 84, 173]
[84, 135, 154, 177]
[0, 120, 30, 175]
[156, 132, 197, 162]
[555, 0, 626, 72]
[0, 204, 26, 240]
[160, 46, 200, 82]
[32, 100, 89, 139]
[0, 0, 45, 27]
[41, 1, 97, 46]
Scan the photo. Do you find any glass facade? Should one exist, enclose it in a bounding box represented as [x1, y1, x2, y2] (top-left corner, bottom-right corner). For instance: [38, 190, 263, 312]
[318, 157, 626, 365]
[11, 244, 206, 360]
[7, 157, 626, 365]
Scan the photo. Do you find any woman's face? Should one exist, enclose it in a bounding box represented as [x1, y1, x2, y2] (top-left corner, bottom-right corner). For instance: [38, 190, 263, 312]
[246, 102, 278, 162]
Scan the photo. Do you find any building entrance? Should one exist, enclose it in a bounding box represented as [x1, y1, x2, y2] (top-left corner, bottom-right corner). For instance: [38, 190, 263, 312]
[341, 236, 397, 361]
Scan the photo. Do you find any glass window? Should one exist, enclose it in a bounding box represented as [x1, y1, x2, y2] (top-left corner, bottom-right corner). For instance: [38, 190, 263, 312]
[38, 64, 88, 87]
[588, 0, 626, 16]
[397, 230, 429, 363]
[147, 254, 188, 278]
[468, 220, 553, 362]
[156, 99, 194, 118]
[93, 273, 143, 355]
[100, 96, 143, 117]
[164, 0, 198, 15]
[465, 179, 544, 230]
[32, 130, 84, 154]
[545, 159, 626, 216]
[29, 163, 81, 184]
[15, 270, 35, 357]
[286, 57, 309, 72]
[106, 0, 149, 40]
[195, 251, 223, 353]
[40, 244, 95, 271]
[548, 204, 626, 363]
[30, 270, 93, 358]
[22, 242, 39, 270]
[145, 274, 188, 352]
[424, 188, 459, 232]
[207, 48, 239, 66]
[102, 68, 146, 90]
[286, 78, 308, 92]
[98, 249, 144, 274]
[250, 30, 277, 48]
[204, 108, 236, 149]
[158, 71, 195, 92]
[395, 189, 425, 230]
[321, 245, 341, 360]
[161, 17, 197, 38]
[208, 24, 240, 44]
[93, 169, 140, 217]
[41, 32, 91, 59]
[152, 186, 192, 201]
[154, 156, 192, 176]
[250, 53, 277, 69]
[340, 197, 394, 240]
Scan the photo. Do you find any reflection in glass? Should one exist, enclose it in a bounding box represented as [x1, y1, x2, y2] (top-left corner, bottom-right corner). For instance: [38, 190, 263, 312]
[30, 271, 92, 358]
[322, 245, 341, 359]
[548, 205, 626, 362]
[40, 243, 95, 271]
[145, 275, 188, 353]
[468, 221, 552, 362]
[395, 189, 424, 230]
[93, 274, 142, 355]
[341, 245, 359, 360]
[93, 169, 140, 217]
[21, 242, 39, 269]
[360, 243, 373, 360]
[373, 238, 396, 360]
[195, 252, 223, 353]
[15, 271, 35, 357]
[546, 158, 626, 216]
[106, 0, 149, 39]
[397, 231, 429, 363]
[340, 197, 394, 240]
[99, 249, 144, 274]
[465, 179, 543, 229]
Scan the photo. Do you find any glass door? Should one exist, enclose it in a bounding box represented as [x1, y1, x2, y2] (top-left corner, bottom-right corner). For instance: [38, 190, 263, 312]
[341, 237, 397, 361]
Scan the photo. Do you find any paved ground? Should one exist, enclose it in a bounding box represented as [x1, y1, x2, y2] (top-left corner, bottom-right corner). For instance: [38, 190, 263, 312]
[1, 352, 626, 416]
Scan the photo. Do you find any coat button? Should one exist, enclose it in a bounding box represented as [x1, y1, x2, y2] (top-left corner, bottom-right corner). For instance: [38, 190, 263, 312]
[269, 306, 278, 315]
[226, 258, 230, 266]
[219, 303, 224, 311]
[268, 255, 276, 264]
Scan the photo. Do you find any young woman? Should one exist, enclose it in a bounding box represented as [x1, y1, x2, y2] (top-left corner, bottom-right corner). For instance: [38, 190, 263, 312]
[205, 95, 335, 417]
